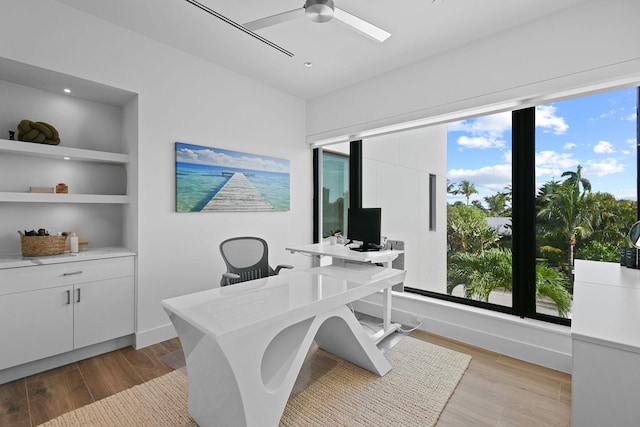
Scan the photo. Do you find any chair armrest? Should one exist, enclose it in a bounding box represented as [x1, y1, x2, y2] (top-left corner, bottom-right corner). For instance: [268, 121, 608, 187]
[222, 272, 241, 286]
[274, 264, 294, 275]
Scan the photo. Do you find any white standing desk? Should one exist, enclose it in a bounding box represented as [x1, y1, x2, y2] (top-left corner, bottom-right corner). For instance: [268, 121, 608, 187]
[162, 264, 406, 427]
[286, 242, 404, 343]
[286, 242, 402, 269]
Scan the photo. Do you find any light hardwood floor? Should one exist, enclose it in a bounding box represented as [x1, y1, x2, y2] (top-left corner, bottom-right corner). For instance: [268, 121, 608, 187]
[0, 330, 571, 426]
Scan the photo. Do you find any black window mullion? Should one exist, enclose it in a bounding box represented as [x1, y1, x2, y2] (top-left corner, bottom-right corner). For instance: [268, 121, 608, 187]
[313, 148, 320, 243]
[511, 108, 537, 318]
[349, 140, 363, 209]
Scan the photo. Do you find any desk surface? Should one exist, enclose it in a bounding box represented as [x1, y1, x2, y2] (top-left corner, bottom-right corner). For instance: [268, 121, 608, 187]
[572, 260, 640, 352]
[286, 242, 403, 264]
[162, 264, 405, 338]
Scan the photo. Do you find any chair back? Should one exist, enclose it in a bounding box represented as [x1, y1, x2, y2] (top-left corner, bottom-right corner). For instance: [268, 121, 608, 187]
[219, 237, 273, 285]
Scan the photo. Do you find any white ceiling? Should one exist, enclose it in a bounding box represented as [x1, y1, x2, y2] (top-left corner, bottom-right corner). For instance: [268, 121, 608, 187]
[55, 0, 587, 100]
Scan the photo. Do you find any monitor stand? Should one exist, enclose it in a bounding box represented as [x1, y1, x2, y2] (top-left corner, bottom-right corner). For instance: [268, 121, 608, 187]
[350, 243, 383, 252]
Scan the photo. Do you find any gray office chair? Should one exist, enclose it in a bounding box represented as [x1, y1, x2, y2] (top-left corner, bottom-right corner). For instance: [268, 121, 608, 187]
[219, 236, 293, 286]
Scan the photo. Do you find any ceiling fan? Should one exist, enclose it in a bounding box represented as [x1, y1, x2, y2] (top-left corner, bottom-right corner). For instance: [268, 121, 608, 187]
[243, 0, 391, 43]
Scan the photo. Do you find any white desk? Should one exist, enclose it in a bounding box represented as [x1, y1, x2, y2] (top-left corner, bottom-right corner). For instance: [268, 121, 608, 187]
[286, 242, 404, 343]
[162, 264, 406, 427]
[572, 260, 640, 426]
[286, 242, 402, 269]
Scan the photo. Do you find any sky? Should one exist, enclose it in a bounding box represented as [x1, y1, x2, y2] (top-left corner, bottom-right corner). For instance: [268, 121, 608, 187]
[447, 87, 638, 205]
[175, 142, 290, 174]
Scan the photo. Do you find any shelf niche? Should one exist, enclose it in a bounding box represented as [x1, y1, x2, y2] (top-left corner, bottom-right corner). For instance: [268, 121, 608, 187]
[0, 57, 138, 255]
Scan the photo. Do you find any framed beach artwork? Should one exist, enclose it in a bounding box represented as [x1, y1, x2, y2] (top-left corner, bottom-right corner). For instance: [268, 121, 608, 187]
[175, 142, 290, 212]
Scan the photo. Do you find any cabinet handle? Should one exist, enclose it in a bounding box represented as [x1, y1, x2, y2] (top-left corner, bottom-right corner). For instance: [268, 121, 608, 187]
[66, 290, 71, 305]
[63, 271, 83, 276]
[76, 288, 81, 303]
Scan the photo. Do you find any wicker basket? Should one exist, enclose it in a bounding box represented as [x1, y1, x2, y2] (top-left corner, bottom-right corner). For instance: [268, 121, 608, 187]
[19, 233, 67, 257]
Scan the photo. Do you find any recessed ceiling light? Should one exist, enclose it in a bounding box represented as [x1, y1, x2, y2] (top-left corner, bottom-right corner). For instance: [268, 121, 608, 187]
[304, 62, 313, 68]
[63, 88, 71, 93]
[63, 156, 71, 160]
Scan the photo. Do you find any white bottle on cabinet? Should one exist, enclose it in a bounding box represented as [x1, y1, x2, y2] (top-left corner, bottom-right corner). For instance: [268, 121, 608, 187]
[70, 233, 79, 253]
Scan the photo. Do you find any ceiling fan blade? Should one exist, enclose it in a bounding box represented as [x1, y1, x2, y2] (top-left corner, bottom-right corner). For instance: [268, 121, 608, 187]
[243, 8, 303, 31]
[333, 8, 390, 43]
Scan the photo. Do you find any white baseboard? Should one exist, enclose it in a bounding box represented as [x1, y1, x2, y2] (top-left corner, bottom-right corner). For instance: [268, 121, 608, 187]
[135, 322, 177, 349]
[353, 291, 572, 373]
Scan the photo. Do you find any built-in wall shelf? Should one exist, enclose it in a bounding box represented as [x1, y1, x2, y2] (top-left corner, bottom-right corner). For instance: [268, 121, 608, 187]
[0, 139, 128, 164]
[0, 192, 129, 204]
[0, 68, 135, 256]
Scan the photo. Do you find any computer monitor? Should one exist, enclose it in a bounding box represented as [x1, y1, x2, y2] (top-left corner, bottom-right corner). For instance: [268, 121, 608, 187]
[347, 208, 382, 252]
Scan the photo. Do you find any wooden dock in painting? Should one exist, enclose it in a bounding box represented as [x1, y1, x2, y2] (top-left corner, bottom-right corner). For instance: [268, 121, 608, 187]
[202, 172, 274, 211]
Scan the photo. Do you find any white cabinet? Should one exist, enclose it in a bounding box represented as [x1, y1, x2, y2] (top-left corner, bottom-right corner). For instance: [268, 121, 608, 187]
[572, 260, 640, 427]
[0, 284, 74, 370]
[0, 254, 134, 371]
[74, 275, 134, 349]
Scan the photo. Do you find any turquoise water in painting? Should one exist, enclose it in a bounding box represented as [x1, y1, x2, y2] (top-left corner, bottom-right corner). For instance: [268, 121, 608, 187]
[176, 162, 290, 212]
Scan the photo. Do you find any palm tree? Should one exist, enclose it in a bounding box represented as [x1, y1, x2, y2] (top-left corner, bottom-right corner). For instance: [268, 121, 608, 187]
[447, 248, 571, 317]
[457, 180, 478, 205]
[535, 263, 571, 317]
[537, 165, 594, 286]
[447, 179, 456, 195]
[447, 248, 512, 300]
[561, 164, 591, 192]
[484, 192, 508, 216]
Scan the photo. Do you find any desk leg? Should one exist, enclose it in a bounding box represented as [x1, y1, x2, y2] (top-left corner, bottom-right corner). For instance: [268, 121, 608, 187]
[383, 287, 392, 331]
[369, 287, 402, 344]
[167, 304, 391, 427]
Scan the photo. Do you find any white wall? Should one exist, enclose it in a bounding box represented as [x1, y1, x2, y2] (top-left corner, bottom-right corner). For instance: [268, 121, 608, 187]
[0, 0, 312, 347]
[362, 126, 448, 291]
[307, 0, 640, 143]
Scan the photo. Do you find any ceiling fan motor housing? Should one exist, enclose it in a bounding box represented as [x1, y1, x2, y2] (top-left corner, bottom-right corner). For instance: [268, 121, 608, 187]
[305, 0, 335, 23]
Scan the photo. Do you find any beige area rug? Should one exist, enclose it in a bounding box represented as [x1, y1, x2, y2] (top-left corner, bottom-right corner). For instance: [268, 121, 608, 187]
[39, 336, 471, 427]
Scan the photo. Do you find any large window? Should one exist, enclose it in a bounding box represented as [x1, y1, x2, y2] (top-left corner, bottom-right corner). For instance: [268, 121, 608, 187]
[314, 86, 638, 326]
[444, 87, 638, 323]
[533, 89, 638, 318]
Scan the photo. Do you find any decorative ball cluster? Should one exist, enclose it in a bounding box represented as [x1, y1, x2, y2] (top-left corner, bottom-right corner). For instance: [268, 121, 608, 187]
[17, 119, 61, 145]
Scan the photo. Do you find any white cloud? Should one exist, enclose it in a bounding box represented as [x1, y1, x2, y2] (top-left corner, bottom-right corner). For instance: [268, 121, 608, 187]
[599, 109, 616, 118]
[449, 112, 511, 151]
[457, 135, 505, 149]
[534, 150, 579, 177]
[535, 105, 569, 135]
[448, 164, 512, 192]
[176, 147, 289, 173]
[584, 158, 625, 177]
[448, 112, 511, 135]
[503, 150, 512, 164]
[563, 142, 576, 150]
[593, 140, 615, 154]
[623, 138, 637, 155]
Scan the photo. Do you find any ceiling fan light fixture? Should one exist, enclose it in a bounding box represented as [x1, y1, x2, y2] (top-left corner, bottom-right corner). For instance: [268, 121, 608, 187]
[305, 0, 335, 23]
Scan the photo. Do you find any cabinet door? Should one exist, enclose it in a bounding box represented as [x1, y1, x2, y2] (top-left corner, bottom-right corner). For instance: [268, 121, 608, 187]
[0, 286, 74, 370]
[74, 276, 134, 349]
